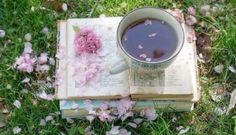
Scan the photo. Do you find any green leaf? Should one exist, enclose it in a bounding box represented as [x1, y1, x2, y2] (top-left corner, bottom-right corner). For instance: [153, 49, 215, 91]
[73, 25, 80, 32]
[68, 127, 77, 135]
[78, 126, 85, 134]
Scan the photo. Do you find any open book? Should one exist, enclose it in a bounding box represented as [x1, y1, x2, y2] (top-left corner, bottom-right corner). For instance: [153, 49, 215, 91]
[55, 17, 199, 101]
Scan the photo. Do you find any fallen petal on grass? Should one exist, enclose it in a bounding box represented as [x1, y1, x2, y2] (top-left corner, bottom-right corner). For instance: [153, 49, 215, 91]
[185, 15, 197, 26]
[0, 122, 6, 128]
[200, 5, 211, 16]
[45, 115, 53, 122]
[13, 100, 21, 109]
[214, 64, 224, 74]
[188, 6, 196, 16]
[39, 119, 46, 126]
[128, 122, 137, 128]
[228, 66, 236, 73]
[24, 33, 32, 41]
[66, 118, 74, 124]
[178, 126, 190, 135]
[62, 3, 68, 11]
[13, 126, 22, 134]
[21, 77, 30, 83]
[227, 89, 236, 113]
[0, 29, 6, 38]
[37, 90, 54, 101]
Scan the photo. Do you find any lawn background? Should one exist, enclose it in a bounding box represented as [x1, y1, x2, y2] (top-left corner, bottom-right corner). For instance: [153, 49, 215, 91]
[0, 0, 236, 134]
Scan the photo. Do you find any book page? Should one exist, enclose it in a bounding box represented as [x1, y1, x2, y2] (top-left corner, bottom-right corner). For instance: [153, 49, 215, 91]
[66, 17, 130, 99]
[130, 24, 196, 99]
[55, 21, 67, 99]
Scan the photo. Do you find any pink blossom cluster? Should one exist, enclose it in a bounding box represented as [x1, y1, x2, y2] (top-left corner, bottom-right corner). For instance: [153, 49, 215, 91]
[74, 28, 101, 55]
[73, 53, 101, 85]
[166, 8, 197, 26]
[35, 53, 50, 72]
[73, 28, 102, 85]
[15, 53, 36, 73]
[72, 98, 158, 124]
[14, 42, 53, 73]
[117, 98, 135, 121]
[15, 43, 36, 73]
[62, 98, 158, 134]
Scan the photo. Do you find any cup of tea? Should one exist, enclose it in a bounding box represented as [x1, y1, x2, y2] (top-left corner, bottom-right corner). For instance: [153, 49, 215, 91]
[110, 7, 185, 74]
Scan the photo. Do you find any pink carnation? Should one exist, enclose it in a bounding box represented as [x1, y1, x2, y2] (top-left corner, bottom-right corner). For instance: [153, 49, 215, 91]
[188, 6, 196, 16]
[185, 15, 197, 26]
[15, 53, 36, 73]
[74, 28, 100, 55]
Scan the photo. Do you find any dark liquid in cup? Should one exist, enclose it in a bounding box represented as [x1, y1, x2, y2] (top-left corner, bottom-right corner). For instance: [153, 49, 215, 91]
[122, 18, 178, 62]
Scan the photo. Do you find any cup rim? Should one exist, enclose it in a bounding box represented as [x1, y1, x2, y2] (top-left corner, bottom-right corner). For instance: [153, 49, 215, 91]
[117, 7, 185, 64]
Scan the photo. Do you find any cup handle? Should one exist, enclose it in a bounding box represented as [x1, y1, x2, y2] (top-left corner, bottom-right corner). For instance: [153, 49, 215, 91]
[109, 60, 129, 74]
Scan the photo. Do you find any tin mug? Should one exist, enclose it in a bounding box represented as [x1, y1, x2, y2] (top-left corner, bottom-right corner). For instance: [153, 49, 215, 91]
[110, 7, 185, 74]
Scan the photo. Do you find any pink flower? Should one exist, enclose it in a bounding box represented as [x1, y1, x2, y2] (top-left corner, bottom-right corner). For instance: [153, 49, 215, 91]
[117, 98, 135, 117]
[98, 111, 113, 122]
[188, 6, 196, 16]
[100, 102, 109, 111]
[140, 107, 157, 121]
[73, 53, 101, 85]
[74, 28, 100, 55]
[15, 53, 36, 73]
[37, 53, 48, 64]
[185, 15, 197, 26]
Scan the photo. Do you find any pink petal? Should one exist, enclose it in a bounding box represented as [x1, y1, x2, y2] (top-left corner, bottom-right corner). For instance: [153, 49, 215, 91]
[128, 122, 137, 128]
[23, 42, 33, 54]
[22, 77, 30, 83]
[185, 15, 197, 26]
[188, 6, 196, 16]
[141, 107, 157, 121]
[37, 53, 48, 64]
[144, 19, 152, 25]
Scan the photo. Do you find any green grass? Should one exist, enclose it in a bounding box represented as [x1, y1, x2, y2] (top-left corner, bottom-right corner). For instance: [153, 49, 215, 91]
[0, 0, 236, 134]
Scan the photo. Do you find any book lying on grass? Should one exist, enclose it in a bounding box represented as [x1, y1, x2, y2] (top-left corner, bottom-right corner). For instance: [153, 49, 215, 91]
[55, 17, 199, 101]
[60, 100, 194, 118]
